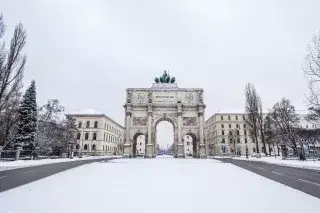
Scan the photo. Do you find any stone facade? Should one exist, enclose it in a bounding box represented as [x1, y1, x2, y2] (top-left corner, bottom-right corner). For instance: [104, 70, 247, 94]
[67, 109, 124, 155]
[205, 110, 320, 156]
[123, 82, 206, 158]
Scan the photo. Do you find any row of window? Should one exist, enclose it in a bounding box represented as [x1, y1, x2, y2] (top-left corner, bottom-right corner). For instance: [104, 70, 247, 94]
[77, 132, 121, 143]
[77, 132, 97, 140]
[78, 121, 123, 135]
[83, 144, 117, 152]
[78, 121, 99, 129]
[220, 138, 249, 143]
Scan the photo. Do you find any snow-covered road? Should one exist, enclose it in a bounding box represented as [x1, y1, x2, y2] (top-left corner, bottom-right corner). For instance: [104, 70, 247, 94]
[0, 157, 319, 213]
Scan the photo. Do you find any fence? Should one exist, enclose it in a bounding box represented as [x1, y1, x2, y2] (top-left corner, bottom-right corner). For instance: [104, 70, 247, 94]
[0, 147, 118, 161]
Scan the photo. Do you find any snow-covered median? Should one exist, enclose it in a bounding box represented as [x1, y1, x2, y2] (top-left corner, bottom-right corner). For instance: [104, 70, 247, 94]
[0, 156, 120, 171]
[234, 156, 320, 170]
[0, 157, 319, 213]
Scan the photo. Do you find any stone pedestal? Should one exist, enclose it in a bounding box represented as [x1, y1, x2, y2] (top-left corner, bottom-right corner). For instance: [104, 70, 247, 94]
[146, 144, 154, 158]
[177, 143, 185, 158]
[199, 144, 207, 158]
[123, 144, 132, 158]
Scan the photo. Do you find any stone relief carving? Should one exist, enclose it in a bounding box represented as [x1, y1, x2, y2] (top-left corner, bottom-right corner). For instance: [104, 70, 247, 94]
[137, 93, 145, 103]
[183, 117, 197, 126]
[197, 90, 203, 104]
[133, 117, 147, 126]
[148, 91, 152, 103]
[127, 91, 132, 103]
[185, 93, 193, 102]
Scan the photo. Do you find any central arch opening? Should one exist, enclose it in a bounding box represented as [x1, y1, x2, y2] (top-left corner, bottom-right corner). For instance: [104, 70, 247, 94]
[156, 121, 174, 157]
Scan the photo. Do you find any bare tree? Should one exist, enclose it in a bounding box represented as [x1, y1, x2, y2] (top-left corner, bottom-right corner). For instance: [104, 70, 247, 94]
[270, 98, 299, 152]
[36, 99, 64, 150]
[245, 83, 260, 153]
[0, 14, 27, 114]
[303, 32, 320, 124]
[264, 114, 280, 156]
[258, 97, 267, 155]
[228, 128, 240, 156]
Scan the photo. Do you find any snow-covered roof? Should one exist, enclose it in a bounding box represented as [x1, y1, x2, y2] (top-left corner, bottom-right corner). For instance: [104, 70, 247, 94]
[67, 109, 104, 116]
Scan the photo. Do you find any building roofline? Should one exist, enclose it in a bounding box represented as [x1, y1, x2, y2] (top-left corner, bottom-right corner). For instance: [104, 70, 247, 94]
[65, 113, 124, 129]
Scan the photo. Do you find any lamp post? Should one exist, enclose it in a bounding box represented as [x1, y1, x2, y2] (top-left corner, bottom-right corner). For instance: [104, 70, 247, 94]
[245, 141, 248, 159]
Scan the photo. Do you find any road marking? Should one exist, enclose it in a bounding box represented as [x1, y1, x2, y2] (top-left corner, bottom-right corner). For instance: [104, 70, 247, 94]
[24, 170, 32, 174]
[298, 179, 320, 187]
[0, 176, 6, 179]
[257, 167, 265, 170]
[271, 171, 284, 176]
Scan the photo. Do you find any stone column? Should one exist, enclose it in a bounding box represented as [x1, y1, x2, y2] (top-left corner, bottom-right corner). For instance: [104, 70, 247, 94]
[0, 146, 2, 159]
[15, 147, 22, 161]
[177, 102, 184, 158]
[198, 105, 207, 158]
[146, 105, 154, 158]
[123, 105, 132, 158]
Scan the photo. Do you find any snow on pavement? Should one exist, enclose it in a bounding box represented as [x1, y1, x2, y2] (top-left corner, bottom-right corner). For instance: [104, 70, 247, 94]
[0, 157, 319, 213]
[234, 156, 320, 170]
[0, 156, 120, 171]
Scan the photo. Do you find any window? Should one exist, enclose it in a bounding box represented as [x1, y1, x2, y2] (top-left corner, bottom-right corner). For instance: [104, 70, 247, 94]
[94, 121, 98, 128]
[105, 123, 106, 129]
[78, 122, 82, 128]
[187, 149, 189, 151]
[243, 115, 245, 120]
[229, 138, 232, 143]
[237, 138, 240, 143]
[229, 131, 232, 136]
[236, 124, 239, 128]
[77, 133, 81, 140]
[236, 115, 238, 120]
[221, 116, 223, 120]
[244, 130, 247, 136]
[229, 124, 231, 128]
[84, 144, 88, 150]
[93, 133, 97, 140]
[306, 125, 308, 129]
[92, 144, 96, 150]
[228, 115, 231, 120]
[222, 130, 225, 135]
[245, 138, 248, 143]
[221, 124, 224, 128]
[85, 133, 89, 140]
[103, 145, 104, 151]
[104, 133, 106, 141]
[243, 124, 246, 128]
[222, 138, 225, 143]
[86, 121, 90, 128]
[253, 148, 256, 153]
[237, 131, 239, 136]
[187, 142, 190, 146]
[140, 148, 141, 151]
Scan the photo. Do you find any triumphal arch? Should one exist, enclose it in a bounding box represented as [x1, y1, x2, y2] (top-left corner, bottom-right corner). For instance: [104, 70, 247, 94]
[123, 71, 207, 158]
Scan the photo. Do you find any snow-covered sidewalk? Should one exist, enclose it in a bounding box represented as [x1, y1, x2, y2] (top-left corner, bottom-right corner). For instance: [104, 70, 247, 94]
[0, 155, 120, 171]
[0, 157, 319, 213]
[233, 156, 320, 170]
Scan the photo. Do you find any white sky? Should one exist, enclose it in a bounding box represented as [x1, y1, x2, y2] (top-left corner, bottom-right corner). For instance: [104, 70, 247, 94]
[1, 0, 320, 144]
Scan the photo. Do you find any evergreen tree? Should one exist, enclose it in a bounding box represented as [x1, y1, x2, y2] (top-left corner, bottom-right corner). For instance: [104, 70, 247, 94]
[15, 80, 37, 148]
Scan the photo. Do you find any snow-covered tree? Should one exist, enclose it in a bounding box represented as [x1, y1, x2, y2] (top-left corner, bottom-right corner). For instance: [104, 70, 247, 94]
[269, 98, 299, 151]
[15, 80, 37, 148]
[303, 32, 320, 124]
[0, 14, 27, 147]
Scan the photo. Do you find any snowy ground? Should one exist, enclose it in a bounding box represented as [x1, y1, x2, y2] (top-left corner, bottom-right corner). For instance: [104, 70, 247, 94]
[0, 155, 120, 171]
[233, 156, 320, 170]
[0, 156, 319, 213]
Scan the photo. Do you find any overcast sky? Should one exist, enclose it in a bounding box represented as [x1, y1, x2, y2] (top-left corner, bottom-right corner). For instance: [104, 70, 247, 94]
[1, 0, 320, 147]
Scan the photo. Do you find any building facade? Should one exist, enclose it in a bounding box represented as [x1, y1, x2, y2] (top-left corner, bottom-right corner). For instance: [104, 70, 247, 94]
[205, 110, 319, 156]
[67, 109, 124, 155]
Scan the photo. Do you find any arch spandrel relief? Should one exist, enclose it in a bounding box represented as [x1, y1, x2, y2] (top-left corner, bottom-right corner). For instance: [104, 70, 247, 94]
[123, 71, 207, 158]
